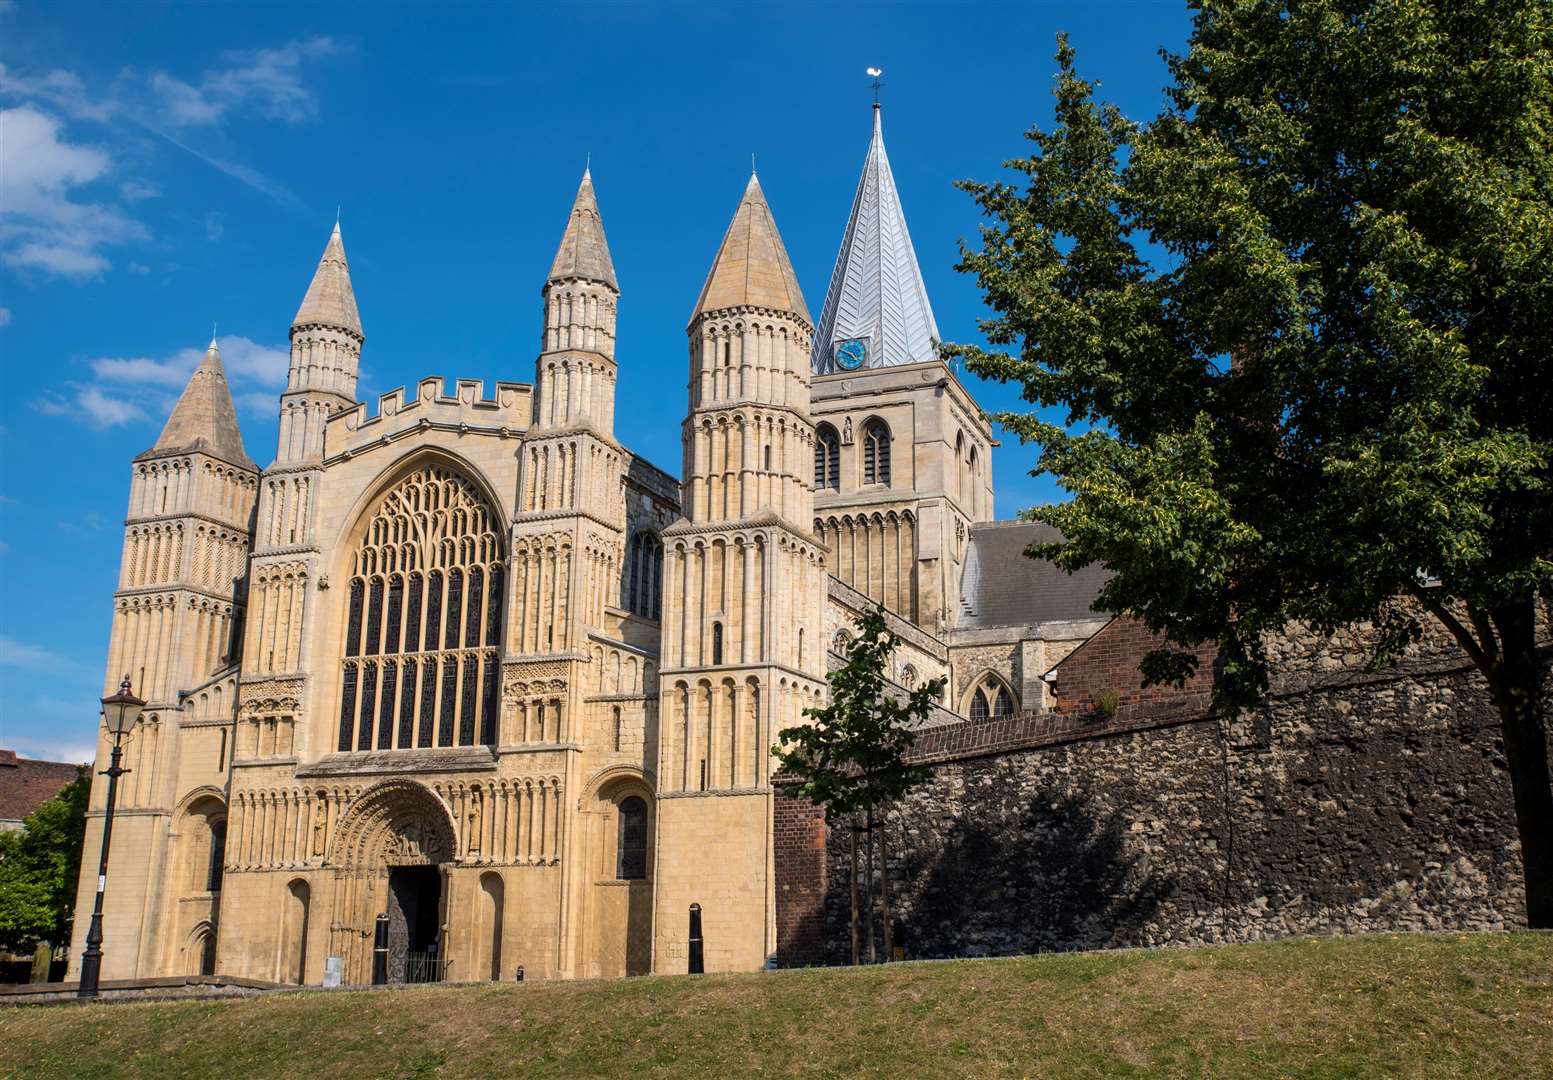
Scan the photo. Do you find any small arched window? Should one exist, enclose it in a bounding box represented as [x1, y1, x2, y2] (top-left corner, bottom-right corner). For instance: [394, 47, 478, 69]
[901, 664, 918, 689]
[833, 629, 851, 654]
[969, 689, 990, 722]
[994, 686, 1015, 718]
[613, 706, 622, 752]
[617, 796, 648, 880]
[814, 424, 840, 490]
[711, 622, 724, 666]
[862, 419, 891, 486]
[763, 445, 772, 471]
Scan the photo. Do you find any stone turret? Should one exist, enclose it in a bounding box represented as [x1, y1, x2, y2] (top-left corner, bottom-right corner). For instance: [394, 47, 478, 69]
[535, 169, 619, 436]
[682, 173, 815, 527]
[278, 222, 363, 463]
[652, 173, 830, 976]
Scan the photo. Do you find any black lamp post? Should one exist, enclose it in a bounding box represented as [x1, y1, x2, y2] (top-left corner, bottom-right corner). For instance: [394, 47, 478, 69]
[77, 675, 144, 999]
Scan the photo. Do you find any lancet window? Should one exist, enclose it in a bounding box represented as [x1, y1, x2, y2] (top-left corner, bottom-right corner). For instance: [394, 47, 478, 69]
[338, 463, 506, 752]
[616, 796, 648, 880]
[862, 418, 891, 486]
[625, 530, 663, 620]
[814, 424, 840, 490]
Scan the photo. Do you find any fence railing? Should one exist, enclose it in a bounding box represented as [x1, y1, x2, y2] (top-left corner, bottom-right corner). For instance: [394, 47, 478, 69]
[404, 951, 444, 984]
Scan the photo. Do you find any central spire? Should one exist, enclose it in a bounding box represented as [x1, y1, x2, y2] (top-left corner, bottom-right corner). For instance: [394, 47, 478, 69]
[810, 103, 940, 374]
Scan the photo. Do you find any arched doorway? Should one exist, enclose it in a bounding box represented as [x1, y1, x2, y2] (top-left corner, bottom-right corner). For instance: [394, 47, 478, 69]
[282, 880, 310, 984]
[325, 780, 457, 984]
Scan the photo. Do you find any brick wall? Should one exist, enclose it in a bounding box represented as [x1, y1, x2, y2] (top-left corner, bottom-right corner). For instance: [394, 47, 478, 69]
[772, 783, 828, 967]
[1047, 616, 1217, 719]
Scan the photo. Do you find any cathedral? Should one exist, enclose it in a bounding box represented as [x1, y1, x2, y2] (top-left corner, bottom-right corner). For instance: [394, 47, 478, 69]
[69, 105, 1109, 984]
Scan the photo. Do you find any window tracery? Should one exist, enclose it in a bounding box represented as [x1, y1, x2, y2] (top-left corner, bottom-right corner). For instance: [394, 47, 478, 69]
[337, 464, 505, 752]
[814, 423, 840, 490]
[625, 530, 663, 620]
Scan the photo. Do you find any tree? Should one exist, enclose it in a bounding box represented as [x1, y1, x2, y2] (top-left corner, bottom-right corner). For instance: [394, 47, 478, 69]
[774, 605, 947, 962]
[946, 4, 1553, 926]
[0, 771, 89, 954]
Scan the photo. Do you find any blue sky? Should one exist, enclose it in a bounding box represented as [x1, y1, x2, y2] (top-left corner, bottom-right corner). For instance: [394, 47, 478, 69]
[0, 1, 1190, 762]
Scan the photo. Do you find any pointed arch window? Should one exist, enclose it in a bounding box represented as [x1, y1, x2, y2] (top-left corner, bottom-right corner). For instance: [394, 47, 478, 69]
[965, 673, 1018, 722]
[625, 530, 663, 620]
[337, 464, 505, 753]
[814, 424, 840, 490]
[969, 689, 990, 722]
[862, 419, 891, 486]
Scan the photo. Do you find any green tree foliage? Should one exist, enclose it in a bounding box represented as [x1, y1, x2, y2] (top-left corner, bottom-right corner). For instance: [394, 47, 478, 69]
[947, 2, 1552, 925]
[775, 605, 947, 961]
[0, 771, 89, 953]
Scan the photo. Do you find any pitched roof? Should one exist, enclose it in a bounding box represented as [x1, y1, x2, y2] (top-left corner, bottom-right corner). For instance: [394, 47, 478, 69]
[292, 221, 363, 336]
[140, 337, 256, 471]
[0, 749, 84, 825]
[548, 169, 617, 289]
[957, 521, 1112, 630]
[692, 173, 810, 324]
[811, 104, 940, 374]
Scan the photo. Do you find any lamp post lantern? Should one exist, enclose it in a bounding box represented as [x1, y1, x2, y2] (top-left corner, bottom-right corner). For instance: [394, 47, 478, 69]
[77, 675, 144, 998]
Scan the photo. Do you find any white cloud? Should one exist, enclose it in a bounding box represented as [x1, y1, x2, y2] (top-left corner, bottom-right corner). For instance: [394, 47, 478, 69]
[33, 334, 287, 430]
[127, 261, 150, 275]
[0, 105, 147, 278]
[0, 306, 10, 326]
[3, 731, 97, 766]
[204, 210, 223, 241]
[0, 37, 343, 219]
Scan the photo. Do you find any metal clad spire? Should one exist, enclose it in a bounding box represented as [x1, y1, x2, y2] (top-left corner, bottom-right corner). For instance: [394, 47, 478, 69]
[811, 102, 940, 374]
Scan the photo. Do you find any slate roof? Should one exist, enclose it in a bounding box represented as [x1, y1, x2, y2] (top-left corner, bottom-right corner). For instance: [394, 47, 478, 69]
[811, 104, 940, 375]
[0, 750, 84, 826]
[139, 338, 256, 471]
[292, 221, 363, 336]
[957, 520, 1111, 629]
[548, 169, 618, 289]
[692, 173, 810, 324]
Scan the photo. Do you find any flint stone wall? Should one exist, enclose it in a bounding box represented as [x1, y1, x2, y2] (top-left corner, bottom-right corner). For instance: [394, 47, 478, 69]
[775, 610, 1550, 965]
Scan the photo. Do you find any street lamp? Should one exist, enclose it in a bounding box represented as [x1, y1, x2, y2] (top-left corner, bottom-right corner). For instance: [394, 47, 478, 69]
[77, 675, 144, 999]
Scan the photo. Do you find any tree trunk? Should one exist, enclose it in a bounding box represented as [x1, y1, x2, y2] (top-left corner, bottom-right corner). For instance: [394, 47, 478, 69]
[849, 824, 860, 966]
[865, 807, 877, 964]
[881, 821, 893, 962]
[1491, 599, 1553, 929]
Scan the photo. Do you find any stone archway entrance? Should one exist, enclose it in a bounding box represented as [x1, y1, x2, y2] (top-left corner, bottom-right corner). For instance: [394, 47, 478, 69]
[326, 780, 457, 984]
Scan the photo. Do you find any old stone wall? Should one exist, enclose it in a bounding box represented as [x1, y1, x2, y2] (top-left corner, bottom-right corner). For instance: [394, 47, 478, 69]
[774, 614, 1550, 965]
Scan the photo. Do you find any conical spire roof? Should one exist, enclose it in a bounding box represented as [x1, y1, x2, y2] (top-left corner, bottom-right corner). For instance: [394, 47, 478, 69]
[292, 221, 363, 336]
[142, 337, 255, 470]
[811, 105, 940, 374]
[692, 173, 810, 324]
[548, 169, 617, 289]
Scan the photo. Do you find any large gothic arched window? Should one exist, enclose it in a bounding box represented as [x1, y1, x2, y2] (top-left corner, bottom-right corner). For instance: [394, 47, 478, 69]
[814, 424, 840, 490]
[338, 463, 505, 752]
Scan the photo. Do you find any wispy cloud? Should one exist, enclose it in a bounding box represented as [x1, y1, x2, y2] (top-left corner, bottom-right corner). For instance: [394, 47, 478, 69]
[0, 635, 87, 674]
[0, 36, 343, 226]
[0, 306, 11, 326]
[33, 334, 288, 429]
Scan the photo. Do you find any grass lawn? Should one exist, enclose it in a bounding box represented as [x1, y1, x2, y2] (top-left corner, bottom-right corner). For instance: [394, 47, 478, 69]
[2, 932, 1549, 1079]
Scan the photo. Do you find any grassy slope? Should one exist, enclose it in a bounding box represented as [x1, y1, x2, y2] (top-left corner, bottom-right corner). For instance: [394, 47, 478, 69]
[2, 933, 1550, 1080]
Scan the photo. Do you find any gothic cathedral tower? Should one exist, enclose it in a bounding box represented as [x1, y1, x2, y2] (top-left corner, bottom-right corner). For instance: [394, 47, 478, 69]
[653, 175, 829, 972]
[73, 337, 259, 977]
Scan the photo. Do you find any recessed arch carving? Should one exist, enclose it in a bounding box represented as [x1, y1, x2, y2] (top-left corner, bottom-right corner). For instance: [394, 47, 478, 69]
[325, 779, 458, 871]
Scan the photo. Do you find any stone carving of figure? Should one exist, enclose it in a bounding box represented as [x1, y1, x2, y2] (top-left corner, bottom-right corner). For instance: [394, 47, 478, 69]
[313, 813, 326, 856]
[842, 417, 854, 445]
[467, 800, 482, 855]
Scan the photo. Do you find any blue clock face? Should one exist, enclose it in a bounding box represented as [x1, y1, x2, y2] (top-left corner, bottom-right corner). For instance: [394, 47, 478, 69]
[835, 338, 868, 371]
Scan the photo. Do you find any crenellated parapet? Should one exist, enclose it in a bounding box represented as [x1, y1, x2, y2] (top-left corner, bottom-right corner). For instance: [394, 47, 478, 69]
[326, 377, 532, 460]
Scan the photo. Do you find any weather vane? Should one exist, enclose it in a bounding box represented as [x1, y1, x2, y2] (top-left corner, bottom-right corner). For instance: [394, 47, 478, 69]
[867, 66, 884, 105]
